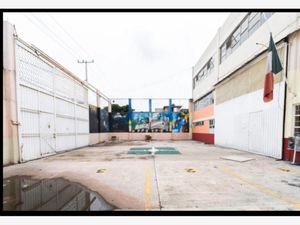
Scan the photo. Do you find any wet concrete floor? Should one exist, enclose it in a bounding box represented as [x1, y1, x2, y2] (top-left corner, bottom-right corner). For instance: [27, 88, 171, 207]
[3, 176, 115, 211]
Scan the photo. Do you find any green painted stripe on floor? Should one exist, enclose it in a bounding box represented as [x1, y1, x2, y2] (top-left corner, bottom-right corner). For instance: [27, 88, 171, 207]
[128, 147, 180, 155]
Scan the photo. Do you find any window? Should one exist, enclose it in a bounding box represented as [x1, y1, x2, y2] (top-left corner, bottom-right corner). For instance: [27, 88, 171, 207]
[194, 121, 204, 126]
[248, 13, 261, 36]
[221, 44, 226, 62]
[295, 105, 300, 137]
[262, 12, 273, 22]
[231, 28, 241, 51]
[194, 92, 214, 111]
[209, 119, 215, 129]
[207, 57, 214, 70]
[225, 39, 232, 55]
[194, 57, 215, 84]
[220, 12, 273, 64]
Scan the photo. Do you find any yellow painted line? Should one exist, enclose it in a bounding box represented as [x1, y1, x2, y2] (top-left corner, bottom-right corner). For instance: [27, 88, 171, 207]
[220, 166, 300, 209]
[145, 168, 151, 210]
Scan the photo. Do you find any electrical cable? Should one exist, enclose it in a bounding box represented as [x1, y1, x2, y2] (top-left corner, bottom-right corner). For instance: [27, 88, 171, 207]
[23, 14, 81, 61]
[30, 14, 83, 59]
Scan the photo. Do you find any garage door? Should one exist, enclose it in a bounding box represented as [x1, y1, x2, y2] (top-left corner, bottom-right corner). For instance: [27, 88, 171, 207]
[15, 40, 89, 162]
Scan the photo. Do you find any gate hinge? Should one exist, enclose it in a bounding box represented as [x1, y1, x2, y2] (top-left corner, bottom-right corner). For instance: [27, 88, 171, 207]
[11, 120, 20, 126]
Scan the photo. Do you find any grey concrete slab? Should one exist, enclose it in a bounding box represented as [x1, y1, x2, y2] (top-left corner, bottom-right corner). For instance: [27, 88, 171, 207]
[220, 155, 254, 162]
[3, 140, 300, 211]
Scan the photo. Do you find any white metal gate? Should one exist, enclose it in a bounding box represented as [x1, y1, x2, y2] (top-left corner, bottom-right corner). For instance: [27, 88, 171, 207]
[215, 82, 285, 159]
[248, 111, 263, 154]
[15, 40, 89, 162]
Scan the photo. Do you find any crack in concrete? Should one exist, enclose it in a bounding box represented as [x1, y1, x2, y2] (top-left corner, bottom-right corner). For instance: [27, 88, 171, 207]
[152, 155, 162, 210]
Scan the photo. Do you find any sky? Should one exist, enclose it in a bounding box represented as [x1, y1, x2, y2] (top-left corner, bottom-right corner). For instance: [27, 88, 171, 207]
[3, 13, 229, 102]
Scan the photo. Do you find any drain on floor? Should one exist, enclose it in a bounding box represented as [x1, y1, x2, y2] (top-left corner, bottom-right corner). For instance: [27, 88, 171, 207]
[3, 176, 115, 211]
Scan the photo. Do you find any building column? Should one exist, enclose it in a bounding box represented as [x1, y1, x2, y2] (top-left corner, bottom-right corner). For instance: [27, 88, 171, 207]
[168, 99, 172, 132]
[128, 98, 132, 132]
[188, 99, 193, 139]
[3, 21, 20, 165]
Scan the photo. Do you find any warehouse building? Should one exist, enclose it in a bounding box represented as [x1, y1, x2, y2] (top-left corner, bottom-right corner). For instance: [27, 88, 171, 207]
[192, 12, 300, 162]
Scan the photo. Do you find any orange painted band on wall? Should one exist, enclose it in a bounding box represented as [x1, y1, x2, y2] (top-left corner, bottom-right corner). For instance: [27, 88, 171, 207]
[192, 120, 210, 134]
[192, 104, 214, 121]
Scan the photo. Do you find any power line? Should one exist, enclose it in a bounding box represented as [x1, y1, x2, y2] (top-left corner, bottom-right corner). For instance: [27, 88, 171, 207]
[23, 14, 81, 61]
[23, 14, 193, 98]
[47, 14, 110, 87]
[119, 66, 193, 93]
[30, 14, 83, 60]
[48, 14, 91, 58]
[23, 14, 110, 99]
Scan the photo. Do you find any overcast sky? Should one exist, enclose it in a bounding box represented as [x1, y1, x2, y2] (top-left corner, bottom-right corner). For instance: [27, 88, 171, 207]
[3, 13, 229, 101]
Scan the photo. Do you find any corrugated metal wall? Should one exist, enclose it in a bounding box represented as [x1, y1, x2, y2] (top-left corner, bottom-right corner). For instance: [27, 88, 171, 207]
[215, 82, 285, 159]
[15, 40, 89, 162]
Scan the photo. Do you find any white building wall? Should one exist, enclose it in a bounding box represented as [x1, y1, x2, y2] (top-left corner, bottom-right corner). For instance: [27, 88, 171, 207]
[192, 33, 219, 100]
[192, 13, 300, 159]
[215, 82, 285, 159]
[192, 13, 300, 101]
[219, 13, 300, 81]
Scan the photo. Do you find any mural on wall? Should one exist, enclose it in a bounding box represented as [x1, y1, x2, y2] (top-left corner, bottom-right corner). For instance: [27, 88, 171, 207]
[88, 99, 190, 133]
[131, 112, 150, 132]
[99, 109, 110, 132]
[150, 112, 169, 132]
[170, 109, 189, 133]
[89, 105, 100, 133]
[110, 112, 129, 132]
[130, 111, 189, 133]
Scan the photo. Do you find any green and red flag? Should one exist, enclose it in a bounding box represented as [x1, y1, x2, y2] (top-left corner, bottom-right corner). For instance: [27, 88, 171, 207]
[263, 33, 283, 102]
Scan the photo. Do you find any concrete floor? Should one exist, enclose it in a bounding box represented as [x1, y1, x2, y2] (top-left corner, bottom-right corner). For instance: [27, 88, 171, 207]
[3, 140, 300, 210]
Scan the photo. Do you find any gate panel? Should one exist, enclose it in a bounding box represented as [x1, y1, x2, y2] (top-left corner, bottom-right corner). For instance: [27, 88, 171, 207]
[15, 40, 89, 162]
[39, 112, 56, 156]
[248, 111, 263, 154]
[20, 111, 40, 161]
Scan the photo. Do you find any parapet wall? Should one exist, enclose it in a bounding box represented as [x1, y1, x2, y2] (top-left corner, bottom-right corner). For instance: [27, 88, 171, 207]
[89, 132, 191, 145]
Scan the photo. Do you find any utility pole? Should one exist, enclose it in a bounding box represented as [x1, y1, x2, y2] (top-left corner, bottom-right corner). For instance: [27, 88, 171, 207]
[77, 59, 94, 82]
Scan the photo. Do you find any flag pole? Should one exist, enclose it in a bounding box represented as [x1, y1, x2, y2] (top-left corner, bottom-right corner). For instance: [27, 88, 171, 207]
[282, 42, 297, 98]
[257, 40, 297, 99]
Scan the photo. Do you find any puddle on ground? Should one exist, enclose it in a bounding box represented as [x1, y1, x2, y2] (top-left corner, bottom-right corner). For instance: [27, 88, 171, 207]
[3, 176, 115, 211]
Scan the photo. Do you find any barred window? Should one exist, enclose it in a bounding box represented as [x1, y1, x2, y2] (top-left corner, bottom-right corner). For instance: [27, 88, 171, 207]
[194, 57, 215, 86]
[209, 119, 215, 129]
[194, 92, 214, 111]
[295, 105, 300, 137]
[194, 121, 204, 126]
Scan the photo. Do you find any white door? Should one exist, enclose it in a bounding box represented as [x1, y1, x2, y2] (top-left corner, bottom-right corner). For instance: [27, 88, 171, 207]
[39, 112, 56, 156]
[248, 111, 263, 154]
